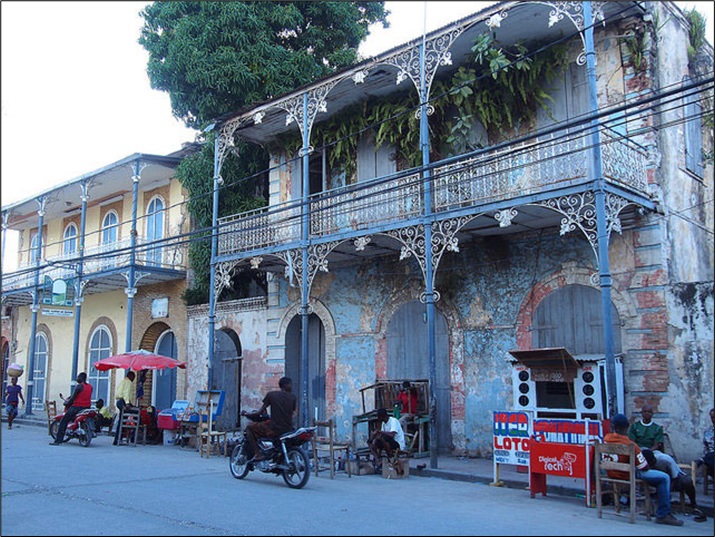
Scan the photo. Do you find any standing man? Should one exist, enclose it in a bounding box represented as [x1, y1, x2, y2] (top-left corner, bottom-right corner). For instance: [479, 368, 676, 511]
[368, 407, 405, 471]
[241, 376, 296, 462]
[49, 372, 93, 445]
[113, 371, 136, 446]
[4, 376, 25, 429]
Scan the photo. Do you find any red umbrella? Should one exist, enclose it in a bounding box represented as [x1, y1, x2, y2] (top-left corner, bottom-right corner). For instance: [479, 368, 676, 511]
[93, 349, 187, 371]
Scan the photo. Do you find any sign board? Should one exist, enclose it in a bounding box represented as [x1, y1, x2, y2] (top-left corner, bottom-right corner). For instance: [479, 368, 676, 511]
[532, 418, 602, 445]
[41, 276, 75, 307]
[493, 411, 531, 466]
[151, 297, 169, 318]
[42, 307, 74, 318]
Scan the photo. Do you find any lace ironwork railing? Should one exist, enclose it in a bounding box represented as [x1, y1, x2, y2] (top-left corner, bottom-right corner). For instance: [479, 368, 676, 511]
[2, 237, 187, 293]
[310, 172, 422, 236]
[215, 133, 648, 257]
[218, 201, 301, 255]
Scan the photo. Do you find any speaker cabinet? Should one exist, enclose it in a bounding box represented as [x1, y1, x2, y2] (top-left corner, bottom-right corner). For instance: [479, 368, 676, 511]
[512, 365, 536, 410]
[574, 363, 602, 415]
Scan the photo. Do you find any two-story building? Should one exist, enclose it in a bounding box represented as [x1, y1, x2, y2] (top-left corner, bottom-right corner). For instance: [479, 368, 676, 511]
[1, 145, 197, 416]
[186, 0, 713, 464]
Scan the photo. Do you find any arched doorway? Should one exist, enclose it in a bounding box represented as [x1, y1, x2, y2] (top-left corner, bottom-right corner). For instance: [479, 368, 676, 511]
[211, 329, 242, 431]
[285, 313, 325, 423]
[387, 300, 451, 452]
[532, 284, 622, 354]
[153, 331, 178, 411]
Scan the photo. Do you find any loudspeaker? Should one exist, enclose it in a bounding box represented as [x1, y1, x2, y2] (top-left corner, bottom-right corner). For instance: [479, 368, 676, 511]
[512, 365, 536, 410]
[574, 363, 603, 415]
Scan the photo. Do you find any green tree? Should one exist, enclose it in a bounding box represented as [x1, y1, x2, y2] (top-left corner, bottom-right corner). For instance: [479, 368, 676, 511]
[138, 2, 389, 305]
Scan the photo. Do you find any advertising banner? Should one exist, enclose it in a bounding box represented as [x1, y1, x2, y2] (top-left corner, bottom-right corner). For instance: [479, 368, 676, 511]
[492, 411, 531, 466]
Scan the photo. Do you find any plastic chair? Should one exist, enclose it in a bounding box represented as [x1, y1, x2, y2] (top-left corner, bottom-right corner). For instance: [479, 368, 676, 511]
[312, 418, 351, 478]
[594, 440, 652, 524]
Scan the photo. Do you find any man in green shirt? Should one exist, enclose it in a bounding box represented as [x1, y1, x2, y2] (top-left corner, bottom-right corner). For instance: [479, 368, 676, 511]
[628, 403, 705, 521]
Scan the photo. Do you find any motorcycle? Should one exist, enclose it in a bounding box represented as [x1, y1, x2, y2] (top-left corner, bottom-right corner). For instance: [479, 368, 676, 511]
[229, 412, 315, 489]
[49, 394, 97, 447]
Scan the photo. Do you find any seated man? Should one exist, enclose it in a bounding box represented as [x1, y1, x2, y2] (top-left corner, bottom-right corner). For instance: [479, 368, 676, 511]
[94, 398, 114, 434]
[394, 380, 419, 432]
[368, 407, 405, 470]
[606, 413, 683, 526]
[628, 403, 704, 520]
[699, 407, 714, 480]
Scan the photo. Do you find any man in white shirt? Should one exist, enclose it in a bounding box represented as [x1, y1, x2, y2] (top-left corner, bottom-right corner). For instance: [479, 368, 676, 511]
[368, 407, 405, 470]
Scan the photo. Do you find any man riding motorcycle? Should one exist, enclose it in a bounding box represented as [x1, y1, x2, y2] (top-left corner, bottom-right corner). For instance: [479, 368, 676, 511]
[49, 372, 93, 446]
[241, 376, 296, 461]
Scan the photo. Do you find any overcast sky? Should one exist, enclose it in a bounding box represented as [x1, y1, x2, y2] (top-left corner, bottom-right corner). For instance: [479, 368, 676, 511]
[1, 1, 712, 269]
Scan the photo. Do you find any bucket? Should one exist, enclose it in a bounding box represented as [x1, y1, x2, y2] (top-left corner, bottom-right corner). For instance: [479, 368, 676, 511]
[163, 430, 177, 446]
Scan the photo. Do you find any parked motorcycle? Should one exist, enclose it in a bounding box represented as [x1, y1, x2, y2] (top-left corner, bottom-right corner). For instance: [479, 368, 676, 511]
[229, 412, 315, 489]
[49, 395, 97, 447]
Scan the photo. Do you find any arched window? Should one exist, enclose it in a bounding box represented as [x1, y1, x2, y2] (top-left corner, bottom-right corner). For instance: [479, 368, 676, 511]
[87, 326, 112, 403]
[32, 332, 49, 412]
[146, 197, 164, 265]
[63, 223, 78, 256]
[30, 232, 42, 263]
[101, 211, 118, 245]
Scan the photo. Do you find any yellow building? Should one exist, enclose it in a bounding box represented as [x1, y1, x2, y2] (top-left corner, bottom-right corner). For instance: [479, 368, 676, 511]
[1, 145, 197, 416]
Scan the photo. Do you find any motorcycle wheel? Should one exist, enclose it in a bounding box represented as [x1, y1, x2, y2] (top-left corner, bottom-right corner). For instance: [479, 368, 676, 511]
[49, 420, 59, 441]
[78, 423, 92, 447]
[282, 447, 310, 489]
[229, 440, 250, 479]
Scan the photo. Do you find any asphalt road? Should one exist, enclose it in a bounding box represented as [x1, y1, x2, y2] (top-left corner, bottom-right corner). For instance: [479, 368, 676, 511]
[2, 424, 713, 536]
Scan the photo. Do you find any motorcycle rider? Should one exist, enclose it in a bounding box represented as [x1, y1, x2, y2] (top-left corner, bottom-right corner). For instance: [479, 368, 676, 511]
[49, 372, 93, 446]
[241, 376, 296, 461]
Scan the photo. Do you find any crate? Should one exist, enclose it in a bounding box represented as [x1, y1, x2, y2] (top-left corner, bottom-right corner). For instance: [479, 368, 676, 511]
[382, 459, 409, 479]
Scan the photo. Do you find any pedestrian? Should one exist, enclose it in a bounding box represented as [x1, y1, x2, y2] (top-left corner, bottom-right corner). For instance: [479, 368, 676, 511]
[5, 376, 25, 429]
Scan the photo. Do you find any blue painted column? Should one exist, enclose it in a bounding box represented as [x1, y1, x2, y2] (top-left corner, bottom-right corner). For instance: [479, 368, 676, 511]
[208, 133, 221, 389]
[71, 181, 90, 379]
[300, 91, 311, 427]
[1, 212, 7, 275]
[584, 2, 617, 416]
[124, 162, 141, 352]
[418, 36, 439, 469]
[24, 196, 46, 416]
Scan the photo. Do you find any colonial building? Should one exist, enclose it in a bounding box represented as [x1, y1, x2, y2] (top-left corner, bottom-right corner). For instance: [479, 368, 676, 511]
[187, 0, 713, 464]
[1, 146, 196, 416]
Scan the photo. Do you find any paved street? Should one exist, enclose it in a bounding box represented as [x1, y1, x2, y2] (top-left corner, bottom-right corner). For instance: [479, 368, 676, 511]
[2, 424, 713, 536]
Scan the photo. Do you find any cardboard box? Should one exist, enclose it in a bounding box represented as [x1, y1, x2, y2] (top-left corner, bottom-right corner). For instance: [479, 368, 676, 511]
[382, 459, 409, 479]
[349, 460, 376, 476]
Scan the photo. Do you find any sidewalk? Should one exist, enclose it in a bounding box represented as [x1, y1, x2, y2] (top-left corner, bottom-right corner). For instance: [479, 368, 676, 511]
[11, 412, 713, 520]
[406, 454, 714, 519]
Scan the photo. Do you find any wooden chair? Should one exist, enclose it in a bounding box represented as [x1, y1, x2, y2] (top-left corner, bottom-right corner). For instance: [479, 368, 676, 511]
[703, 462, 713, 495]
[44, 400, 57, 435]
[663, 432, 698, 513]
[198, 401, 227, 459]
[312, 418, 351, 478]
[594, 440, 652, 524]
[117, 407, 145, 446]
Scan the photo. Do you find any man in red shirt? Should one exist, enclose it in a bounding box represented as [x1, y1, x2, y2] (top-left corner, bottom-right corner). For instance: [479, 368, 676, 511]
[395, 381, 418, 430]
[49, 372, 93, 446]
[604, 413, 683, 526]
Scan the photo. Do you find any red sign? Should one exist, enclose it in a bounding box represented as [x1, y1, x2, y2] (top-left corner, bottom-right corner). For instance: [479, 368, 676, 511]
[530, 441, 590, 479]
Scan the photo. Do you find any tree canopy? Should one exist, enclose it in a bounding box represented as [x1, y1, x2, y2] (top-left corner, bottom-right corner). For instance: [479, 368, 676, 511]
[138, 1, 389, 305]
[139, 1, 389, 130]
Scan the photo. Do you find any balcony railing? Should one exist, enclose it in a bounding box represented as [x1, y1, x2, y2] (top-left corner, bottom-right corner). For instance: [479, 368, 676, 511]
[217, 130, 647, 257]
[1, 237, 187, 294]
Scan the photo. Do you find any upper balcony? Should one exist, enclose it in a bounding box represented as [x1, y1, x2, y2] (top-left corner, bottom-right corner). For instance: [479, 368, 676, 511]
[217, 129, 650, 262]
[1, 237, 188, 306]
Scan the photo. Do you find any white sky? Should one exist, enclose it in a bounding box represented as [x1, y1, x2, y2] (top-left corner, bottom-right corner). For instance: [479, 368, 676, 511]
[1, 1, 713, 270]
